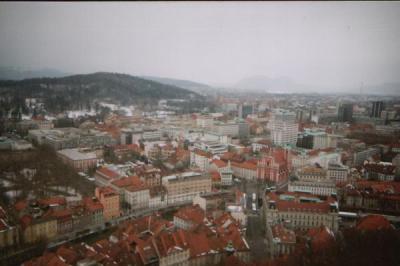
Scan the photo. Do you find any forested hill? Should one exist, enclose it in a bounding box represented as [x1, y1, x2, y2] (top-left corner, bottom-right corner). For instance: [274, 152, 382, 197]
[0, 72, 203, 112]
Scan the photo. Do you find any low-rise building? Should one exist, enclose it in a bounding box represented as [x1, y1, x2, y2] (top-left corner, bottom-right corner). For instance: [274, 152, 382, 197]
[173, 205, 205, 230]
[266, 224, 296, 258]
[57, 148, 97, 172]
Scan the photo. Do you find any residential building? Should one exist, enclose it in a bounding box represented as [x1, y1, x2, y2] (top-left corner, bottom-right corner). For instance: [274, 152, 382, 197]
[173, 205, 205, 230]
[162, 172, 212, 205]
[190, 148, 212, 171]
[364, 162, 396, 181]
[82, 197, 104, 228]
[340, 180, 400, 215]
[327, 163, 349, 184]
[209, 159, 233, 186]
[95, 186, 120, 221]
[266, 224, 296, 258]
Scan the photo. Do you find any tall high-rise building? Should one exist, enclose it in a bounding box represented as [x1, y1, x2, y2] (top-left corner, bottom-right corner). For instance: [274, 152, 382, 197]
[337, 103, 353, 122]
[370, 101, 384, 118]
[269, 109, 298, 146]
[238, 104, 253, 119]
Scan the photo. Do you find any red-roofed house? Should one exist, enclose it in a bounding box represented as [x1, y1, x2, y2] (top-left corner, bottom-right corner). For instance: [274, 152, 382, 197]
[266, 224, 296, 258]
[306, 226, 335, 253]
[113, 176, 150, 210]
[173, 205, 205, 230]
[95, 166, 121, 186]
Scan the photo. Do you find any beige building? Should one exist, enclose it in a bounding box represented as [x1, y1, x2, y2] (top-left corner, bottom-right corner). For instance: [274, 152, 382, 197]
[57, 148, 97, 172]
[21, 216, 58, 244]
[162, 172, 212, 205]
[95, 186, 120, 221]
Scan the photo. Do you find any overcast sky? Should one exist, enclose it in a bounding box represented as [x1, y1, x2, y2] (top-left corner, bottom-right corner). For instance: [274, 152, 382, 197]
[0, 2, 399, 89]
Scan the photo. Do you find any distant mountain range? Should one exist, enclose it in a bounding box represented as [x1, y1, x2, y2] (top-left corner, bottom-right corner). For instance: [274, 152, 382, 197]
[141, 76, 216, 96]
[0, 72, 203, 113]
[232, 75, 400, 95]
[233, 75, 306, 93]
[0, 66, 71, 80]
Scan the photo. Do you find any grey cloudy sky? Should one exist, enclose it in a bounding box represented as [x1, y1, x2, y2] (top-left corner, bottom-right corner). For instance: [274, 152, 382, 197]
[0, 1, 399, 89]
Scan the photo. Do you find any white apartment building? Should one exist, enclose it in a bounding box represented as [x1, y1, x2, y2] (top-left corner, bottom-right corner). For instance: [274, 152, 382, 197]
[327, 163, 349, 183]
[269, 110, 298, 146]
[124, 186, 150, 210]
[190, 149, 212, 171]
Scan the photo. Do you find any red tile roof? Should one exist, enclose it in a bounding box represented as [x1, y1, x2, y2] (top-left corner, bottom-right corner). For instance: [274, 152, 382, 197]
[194, 149, 212, 158]
[38, 197, 67, 207]
[307, 226, 334, 252]
[174, 205, 205, 227]
[111, 175, 142, 188]
[210, 171, 221, 182]
[82, 197, 103, 212]
[96, 186, 118, 197]
[356, 215, 392, 231]
[232, 161, 257, 170]
[97, 167, 120, 180]
[271, 224, 296, 244]
[211, 159, 227, 168]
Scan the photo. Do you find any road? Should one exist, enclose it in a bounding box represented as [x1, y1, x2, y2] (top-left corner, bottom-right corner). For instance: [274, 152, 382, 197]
[246, 214, 268, 261]
[231, 179, 269, 261]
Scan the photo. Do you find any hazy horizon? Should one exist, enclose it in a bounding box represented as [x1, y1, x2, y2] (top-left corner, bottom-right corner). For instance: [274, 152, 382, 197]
[1, 2, 400, 91]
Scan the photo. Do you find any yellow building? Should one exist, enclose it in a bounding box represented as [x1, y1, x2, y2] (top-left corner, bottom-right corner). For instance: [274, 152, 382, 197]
[21, 215, 57, 244]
